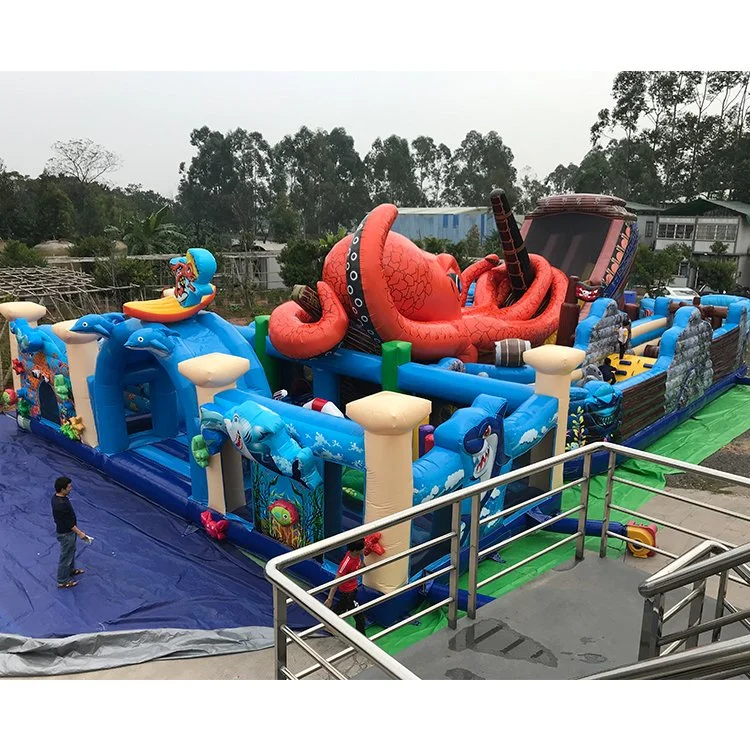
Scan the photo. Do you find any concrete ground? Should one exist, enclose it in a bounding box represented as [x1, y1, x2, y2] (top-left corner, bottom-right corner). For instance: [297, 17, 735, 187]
[27, 431, 750, 680]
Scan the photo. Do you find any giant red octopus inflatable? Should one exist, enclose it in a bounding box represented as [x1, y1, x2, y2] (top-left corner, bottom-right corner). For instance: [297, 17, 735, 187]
[269, 203, 568, 363]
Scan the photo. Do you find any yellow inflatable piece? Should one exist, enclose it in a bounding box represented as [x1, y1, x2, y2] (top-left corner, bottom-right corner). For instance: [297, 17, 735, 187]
[123, 286, 216, 322]
[611, 354, 657, 383]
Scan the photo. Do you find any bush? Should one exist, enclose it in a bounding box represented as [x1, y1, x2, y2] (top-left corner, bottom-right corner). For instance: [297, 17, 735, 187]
[70, 235, 115, 257]
[0, 240, 47, 268]
[277, 229, 346, 288]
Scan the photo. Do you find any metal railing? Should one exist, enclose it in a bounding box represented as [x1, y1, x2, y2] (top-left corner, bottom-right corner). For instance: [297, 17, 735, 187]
[635, 540, 750, 661]
[264, 440, 750, 680]
[587, 540, 750, 678]
[585, 633, 750, 679]
[265, 443, 595, 680]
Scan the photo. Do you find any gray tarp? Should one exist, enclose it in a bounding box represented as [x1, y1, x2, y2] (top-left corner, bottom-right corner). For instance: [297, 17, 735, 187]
[0, 625, 274, 678]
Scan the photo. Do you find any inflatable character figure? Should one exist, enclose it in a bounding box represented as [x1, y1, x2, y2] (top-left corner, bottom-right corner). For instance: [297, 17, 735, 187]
[199, 401, 322, 489]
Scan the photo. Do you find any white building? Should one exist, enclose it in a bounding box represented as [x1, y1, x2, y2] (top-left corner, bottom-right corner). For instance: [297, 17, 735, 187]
[624, 201, 664, 247]
[654, 198, 750, 289]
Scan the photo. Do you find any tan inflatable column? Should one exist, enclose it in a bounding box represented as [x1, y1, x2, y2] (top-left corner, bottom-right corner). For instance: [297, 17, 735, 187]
[178, 353, 250, 514]
[347, 391, 432, 593]
[51, 320, 101, 447]
[0, 302, 47, 392]
[523, 345, 586, 488]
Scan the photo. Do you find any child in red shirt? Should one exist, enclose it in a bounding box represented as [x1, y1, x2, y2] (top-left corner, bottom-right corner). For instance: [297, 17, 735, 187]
[325, 539, 368, 634]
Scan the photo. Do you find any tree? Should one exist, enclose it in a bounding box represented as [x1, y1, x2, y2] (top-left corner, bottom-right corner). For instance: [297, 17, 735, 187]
[277, 229, 346, 287]
[630, 242, 690, 296]
[365, 135, 422, 206]
[46, 139, 122, 186]
[268, 192, 300, 242]
[447, 130, 519, 207]
[176, 127, 237, 244]
[517, 167, 550, 212]
[70, 235, 115, 258]
[0, 240, 47, 268]
[108, 206, 186, 255]
[0, 168, 35, 242]
[411, 136, 452, 205]
[275, 126, 370, 237]
[227, 129, 273, 244]
[33, 175, 75, 240]
[544, 163, 579, 194]
[693, 239, 736, 292]
[592, 71, 750, 202]
[571, 148, 610, 194]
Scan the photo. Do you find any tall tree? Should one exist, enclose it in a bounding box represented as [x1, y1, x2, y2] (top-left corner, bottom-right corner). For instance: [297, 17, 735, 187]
[275, 126, 370, 236]
[365, 135, 422, 206]
[33, 174, 75, 240]
[228, 128, 273, 246]
[516, 167, 550, 212]
[544, 163, 579, 194]
[176, 126, 237, 243]
[46, 139, 122, 186]
[411, 136, 452, 206]
[446, 130, 519, 207]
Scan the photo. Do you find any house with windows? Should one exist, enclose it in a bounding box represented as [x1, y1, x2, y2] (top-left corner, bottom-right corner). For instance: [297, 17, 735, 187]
[654, 198, 750, 289]
[624, 201, 665, 247]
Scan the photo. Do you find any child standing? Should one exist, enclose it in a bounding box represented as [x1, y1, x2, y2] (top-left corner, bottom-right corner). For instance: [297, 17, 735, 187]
[325, 540, 369, 634]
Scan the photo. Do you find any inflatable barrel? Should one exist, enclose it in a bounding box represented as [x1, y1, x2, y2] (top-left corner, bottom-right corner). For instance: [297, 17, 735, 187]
[494, 338, 532, 367]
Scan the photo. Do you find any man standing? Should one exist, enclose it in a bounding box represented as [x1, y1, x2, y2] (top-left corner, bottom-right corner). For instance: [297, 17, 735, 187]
[52, 476, 90, 589]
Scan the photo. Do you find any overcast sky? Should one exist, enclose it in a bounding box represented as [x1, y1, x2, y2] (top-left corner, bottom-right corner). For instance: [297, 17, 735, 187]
[0, 71, 617, 198]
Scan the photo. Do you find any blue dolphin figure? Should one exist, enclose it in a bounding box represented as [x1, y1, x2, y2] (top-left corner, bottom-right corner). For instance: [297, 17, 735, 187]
[125, 326, 181, 358]
[71, 313, 127, 338]
[10, 319, 45, 352]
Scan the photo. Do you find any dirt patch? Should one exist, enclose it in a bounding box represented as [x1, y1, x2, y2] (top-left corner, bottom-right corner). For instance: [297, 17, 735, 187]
[666, 429, 750, 492]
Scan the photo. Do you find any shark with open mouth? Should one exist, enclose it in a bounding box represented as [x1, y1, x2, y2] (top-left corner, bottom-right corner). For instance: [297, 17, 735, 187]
[199, 402, 322, 490]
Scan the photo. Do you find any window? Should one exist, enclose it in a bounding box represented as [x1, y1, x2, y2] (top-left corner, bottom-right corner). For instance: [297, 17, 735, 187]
[645, 221, 654, 238]
[695, 223, 738, 242]
[452, 215, 459, 229]
[657, 222, 694, 240]
[677, 261, 689, 277]
[442, 215, 449, 229]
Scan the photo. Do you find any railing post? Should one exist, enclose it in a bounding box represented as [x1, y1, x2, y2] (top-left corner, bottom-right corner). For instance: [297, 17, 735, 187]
[575, 451, 592, 560]
[273, 584, 288, 680]
[713, 569, 729, 642]
[448, 499, 461, 629]
[638, 593, 664, 661]
[686, 580, 706, 651]
[467, 493, 481, 620]
[600, 448, 617, 558]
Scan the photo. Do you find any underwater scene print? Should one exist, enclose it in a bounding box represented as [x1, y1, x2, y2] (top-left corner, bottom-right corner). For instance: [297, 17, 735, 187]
[249, 462, 324, 549]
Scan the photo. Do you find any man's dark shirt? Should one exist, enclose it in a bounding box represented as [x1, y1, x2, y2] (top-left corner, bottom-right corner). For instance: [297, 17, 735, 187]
[598, 363, 617, 385]
[52, 494, 76, 534]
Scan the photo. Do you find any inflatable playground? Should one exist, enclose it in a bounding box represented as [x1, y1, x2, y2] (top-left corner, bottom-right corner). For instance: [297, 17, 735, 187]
[2, 188, 750, 628]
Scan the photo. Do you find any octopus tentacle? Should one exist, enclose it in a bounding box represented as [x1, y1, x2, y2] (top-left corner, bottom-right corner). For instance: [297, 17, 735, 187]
[268, 281, 349, 359]
[354, 204, 473, 361]
[460, 254, 500, 305]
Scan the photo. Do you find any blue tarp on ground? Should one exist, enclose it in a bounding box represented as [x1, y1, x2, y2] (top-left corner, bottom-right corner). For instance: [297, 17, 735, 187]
[0, 415, 313, 639]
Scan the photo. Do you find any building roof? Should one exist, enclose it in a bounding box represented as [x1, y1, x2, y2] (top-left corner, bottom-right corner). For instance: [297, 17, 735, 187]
[396, 206, 490, 215]
[624, 201, 666, 214]
[659, 198, 750, 223]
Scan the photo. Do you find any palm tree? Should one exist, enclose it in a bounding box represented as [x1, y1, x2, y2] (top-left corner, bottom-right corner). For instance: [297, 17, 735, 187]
[106, 206, 187, 255]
